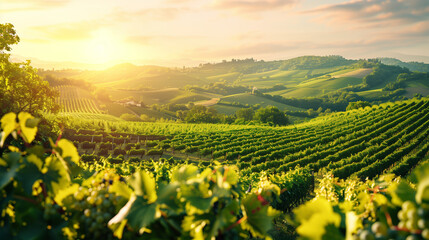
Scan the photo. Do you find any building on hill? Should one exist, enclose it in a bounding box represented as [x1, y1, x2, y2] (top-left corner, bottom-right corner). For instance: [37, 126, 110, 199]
[115, 99, 143, 107]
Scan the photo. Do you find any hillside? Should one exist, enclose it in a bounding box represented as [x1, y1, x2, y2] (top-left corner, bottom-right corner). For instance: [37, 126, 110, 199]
[379, 57, 429, 72]
[44, 56, 429, 122]
[62, 97, 429, 180]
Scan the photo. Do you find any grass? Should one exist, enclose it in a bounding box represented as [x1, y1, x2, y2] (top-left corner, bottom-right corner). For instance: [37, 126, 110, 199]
[170, 92, 211, 104]
[107, 88, 184, 105]
[105, 103, 137, 117]
[277, 88, 323, 98]
[128, 106, 177, 120]
[206, 72, 240, 82]
[51, 112, 123, 121]
[212, 104, 242, 115]
[220, 93, 305, 111]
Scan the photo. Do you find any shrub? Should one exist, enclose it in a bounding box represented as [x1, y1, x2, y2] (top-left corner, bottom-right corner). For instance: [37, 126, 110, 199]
[172, 144, 186, 151]
[128, 156, 140, 162]
[128, 148, 145, 156]
[81, 141, 96, 149]
[113, 148, 126, 155]
[108, 156, 123, 164]
[125, 143, 136, 150]
[147, 149, 163, 156]
[81, 154, 98, 162]
[98, 148, 109, 156]
[100, 142, 113, 150]
[185, 146, 198, 153]
[146, 141, 158, 148]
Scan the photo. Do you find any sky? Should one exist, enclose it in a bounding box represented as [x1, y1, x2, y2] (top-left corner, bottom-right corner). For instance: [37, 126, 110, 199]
[1, 0, 429, 69]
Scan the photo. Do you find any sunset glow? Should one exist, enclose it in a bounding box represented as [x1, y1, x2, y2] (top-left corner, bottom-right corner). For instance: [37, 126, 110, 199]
[1, 0, 428, 68]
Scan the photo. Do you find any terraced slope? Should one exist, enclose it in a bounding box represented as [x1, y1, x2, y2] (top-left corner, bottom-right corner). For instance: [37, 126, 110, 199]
[169, 98, 429, 179]
[55, 85, 102, 114]
[62, 98, 429, 180]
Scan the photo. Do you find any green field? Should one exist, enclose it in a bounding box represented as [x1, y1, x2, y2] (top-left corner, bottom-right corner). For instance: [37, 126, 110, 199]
[220, 93, 305, 111]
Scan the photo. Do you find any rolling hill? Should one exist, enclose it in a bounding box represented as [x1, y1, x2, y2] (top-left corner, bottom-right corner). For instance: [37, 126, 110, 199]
[44, 56, 429, 121]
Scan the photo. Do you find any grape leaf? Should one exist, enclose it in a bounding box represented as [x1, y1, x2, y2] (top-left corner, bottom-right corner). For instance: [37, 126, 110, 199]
[43, 156, 71, 196]
[0, 152, 21, 190]
[294, 198, 341, 240]
[416, 177, 429, 204]
[54, 184, 79, 206]
[18, 112, 38, 143]
[388, 181, 416, 206]
[15, 154, 44, 195]
[0, 112, 17, 147]
[109, 181, 132, 200]
[346, 211, 362, 240]
[156, 182, 180, 211]
[182, 215, 207, 240]
[129, 170, 157, 203]
[109, 194, 160, 235]
[171, 165, 199, 182]
[56, 139, 79, 164]
[184, 196, 214, 214]
[54, 139, 81, 178]
[241, 193, 280, 238]
[13, 205, 46, 240]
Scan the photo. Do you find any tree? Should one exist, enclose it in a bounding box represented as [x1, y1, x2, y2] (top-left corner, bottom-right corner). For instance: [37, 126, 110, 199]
[120, 113, 140, 121]
[346, 101, 371, 111]
[94, 88, 111, 102]
[254, 106, 288, 126]
[0, 23, 19, 52]
[185, 105, 219, 123]
[236, 108, 255, 121]
[0, 23, 58, 116]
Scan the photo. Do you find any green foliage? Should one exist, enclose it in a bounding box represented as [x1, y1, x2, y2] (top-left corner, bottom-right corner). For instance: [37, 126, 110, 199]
[236, 107, 255, 121]
[185, 105, 220, 123]
[119, 113, 140, 121]
[0, 112, 82, 239]
[254, 106, 289, 126]
[0, 24, 59, 115]
[295, 166, 429, 240]
[363, 63, 409, 87]
[346, 101, 371, 111]
[379, 57, 429, 73]
[279, 55, 354, 70]
[108, 165, 281, 239]
[1, 113, 285, 239]
[0, 23, 19, 52]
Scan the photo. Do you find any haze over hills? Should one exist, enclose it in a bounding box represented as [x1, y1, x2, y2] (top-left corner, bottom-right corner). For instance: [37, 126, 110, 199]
[42, 55, 429, 123]
[11, 53, 429, 71]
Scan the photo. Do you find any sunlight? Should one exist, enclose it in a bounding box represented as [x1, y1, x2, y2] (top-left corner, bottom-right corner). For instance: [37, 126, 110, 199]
[84, 29, 118, 64]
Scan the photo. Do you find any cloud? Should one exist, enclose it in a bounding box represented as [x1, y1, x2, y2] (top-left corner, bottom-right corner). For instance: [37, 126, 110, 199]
[33, 20, 105, 40]
[110, 8, 184, 22]
[0, 0, 70, 12]
[126, 36, 155, 45]
[15, 0, 69, 6]
[211, 0, 298, 12]
[311, 21, 429, 51]
[306, 0, 429, 27]
[126, 34, 206, 46]
[190, 42, 297, 58]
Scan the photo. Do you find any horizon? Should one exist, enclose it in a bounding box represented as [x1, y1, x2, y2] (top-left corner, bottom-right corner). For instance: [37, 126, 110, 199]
[2, 0, 429, 70]
[10, 54, 429, 72]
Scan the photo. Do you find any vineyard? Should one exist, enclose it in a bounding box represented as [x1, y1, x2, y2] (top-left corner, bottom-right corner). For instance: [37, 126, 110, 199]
[2, 98, 429, 240]
[60, 97, 429, 181]
[55, 85, 102, 114]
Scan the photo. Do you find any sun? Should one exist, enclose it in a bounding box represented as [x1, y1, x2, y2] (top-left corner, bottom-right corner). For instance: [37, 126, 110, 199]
[84, 29, 119, 64]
